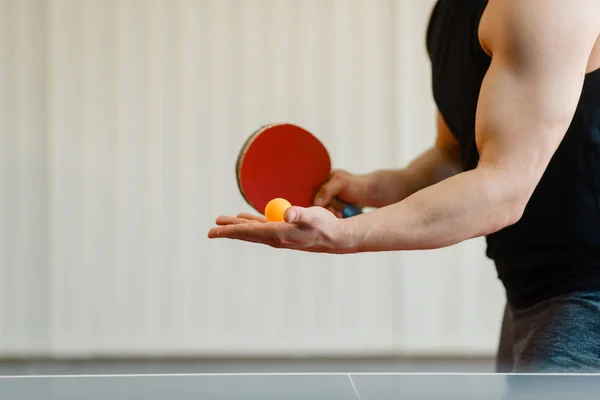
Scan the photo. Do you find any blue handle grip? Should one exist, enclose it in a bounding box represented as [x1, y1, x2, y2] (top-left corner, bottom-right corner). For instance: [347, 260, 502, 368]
[330, 197, 362, 218]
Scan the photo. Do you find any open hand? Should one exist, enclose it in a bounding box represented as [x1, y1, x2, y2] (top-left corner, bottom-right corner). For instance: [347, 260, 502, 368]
[207, 206, 357, 254]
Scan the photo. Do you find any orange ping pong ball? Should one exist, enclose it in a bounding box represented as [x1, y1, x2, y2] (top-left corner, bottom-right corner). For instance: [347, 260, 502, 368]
[265, 198, 292, 222]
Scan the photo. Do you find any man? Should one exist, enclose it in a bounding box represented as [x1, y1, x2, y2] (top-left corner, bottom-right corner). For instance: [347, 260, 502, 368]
[209, 0, 600, 372]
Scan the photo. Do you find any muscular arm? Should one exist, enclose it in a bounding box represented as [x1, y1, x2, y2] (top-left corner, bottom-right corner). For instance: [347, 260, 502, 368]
[345, 0, 600, 252]
[367, 112, 462, 207]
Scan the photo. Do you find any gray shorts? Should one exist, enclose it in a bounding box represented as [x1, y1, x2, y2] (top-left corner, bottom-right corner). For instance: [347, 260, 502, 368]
[496, 290, 600, 373]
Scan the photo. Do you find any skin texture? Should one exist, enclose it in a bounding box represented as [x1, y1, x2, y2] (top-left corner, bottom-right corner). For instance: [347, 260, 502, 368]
[314, 112, 462, 211]
[208, 0, 600, 254]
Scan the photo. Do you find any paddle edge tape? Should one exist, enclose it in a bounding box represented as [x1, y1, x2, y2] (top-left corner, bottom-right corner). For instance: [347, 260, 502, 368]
[235, 123, 281, 212]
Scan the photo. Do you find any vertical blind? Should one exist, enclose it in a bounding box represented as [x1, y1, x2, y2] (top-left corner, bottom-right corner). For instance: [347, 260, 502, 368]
[0, 0, 505, 358]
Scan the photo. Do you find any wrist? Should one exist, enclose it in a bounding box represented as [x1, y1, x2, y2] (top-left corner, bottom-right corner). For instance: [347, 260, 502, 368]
[332, 216, 364, 254]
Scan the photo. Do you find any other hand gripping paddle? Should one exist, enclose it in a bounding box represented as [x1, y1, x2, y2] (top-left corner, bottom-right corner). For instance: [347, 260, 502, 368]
[235, 123, 362, 218]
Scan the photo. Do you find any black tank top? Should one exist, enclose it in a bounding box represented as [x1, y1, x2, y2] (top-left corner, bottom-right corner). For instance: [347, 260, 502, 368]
[427, 0, 600, 308]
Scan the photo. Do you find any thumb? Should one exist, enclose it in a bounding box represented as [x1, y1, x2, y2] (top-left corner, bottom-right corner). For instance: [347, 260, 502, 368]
[314, 176, 345, 207]
[284, 206, 305, 224]
[285, 206, 330, 226]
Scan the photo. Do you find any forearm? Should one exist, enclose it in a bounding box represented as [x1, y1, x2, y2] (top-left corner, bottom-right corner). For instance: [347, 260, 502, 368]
[346, 166, 526, 252]
[367, 146, 462, 207]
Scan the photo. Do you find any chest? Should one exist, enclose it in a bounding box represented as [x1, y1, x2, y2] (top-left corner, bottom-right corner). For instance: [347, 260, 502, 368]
[427, 0, 490, 168]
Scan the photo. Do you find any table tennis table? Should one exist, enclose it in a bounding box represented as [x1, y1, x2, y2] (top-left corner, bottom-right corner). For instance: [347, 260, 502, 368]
[2, 371, 600, 399]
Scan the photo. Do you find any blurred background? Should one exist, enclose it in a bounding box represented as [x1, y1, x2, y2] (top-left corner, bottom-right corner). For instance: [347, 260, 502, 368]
[0, 0, 505, 371]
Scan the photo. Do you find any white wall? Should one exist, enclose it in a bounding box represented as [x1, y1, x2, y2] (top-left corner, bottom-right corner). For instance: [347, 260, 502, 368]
[0, 0, 505, 358]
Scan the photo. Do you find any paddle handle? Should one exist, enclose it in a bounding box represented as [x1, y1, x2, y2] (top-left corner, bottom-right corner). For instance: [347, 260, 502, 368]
[330, 197, 362, 218]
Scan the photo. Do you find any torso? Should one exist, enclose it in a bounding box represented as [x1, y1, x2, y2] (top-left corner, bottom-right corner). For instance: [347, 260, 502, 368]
[427, 0, 600, 308]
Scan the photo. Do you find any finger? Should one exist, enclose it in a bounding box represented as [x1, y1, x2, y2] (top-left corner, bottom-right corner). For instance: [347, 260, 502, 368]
[215, 215, 258, 226]
[284, 206, 303, 223]
[284, 206, 324, 225]
[237, 212, 267, 222]
[208, 222, 281, 245]
[209, 226, 258, 240]
[314, 175, 346, 207]
[326, 206, 342, 219]
[207, 227, 220, 238]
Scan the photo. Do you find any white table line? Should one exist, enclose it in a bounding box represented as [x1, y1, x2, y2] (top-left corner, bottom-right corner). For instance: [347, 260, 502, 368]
[0, 372, 599, 379]
[347, 374, 361, 399]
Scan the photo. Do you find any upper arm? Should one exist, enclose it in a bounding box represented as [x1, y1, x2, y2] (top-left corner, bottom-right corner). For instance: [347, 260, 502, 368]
[435, 111, 461, 167]
[475, 0, 599, 197]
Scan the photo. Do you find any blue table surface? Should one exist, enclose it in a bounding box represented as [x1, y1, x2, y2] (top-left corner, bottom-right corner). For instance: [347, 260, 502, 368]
[2, 372, 600, 400]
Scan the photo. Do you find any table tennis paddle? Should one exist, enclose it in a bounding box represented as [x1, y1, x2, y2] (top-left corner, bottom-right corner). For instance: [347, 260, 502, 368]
[235, 123, 362, 219]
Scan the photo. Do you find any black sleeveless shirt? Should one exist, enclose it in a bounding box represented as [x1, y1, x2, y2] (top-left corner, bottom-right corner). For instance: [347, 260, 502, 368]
[427, 0, 600, 308]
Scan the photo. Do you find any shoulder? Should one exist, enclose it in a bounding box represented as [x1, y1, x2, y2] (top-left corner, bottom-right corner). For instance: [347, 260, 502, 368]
[479, 0, 599, 67]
